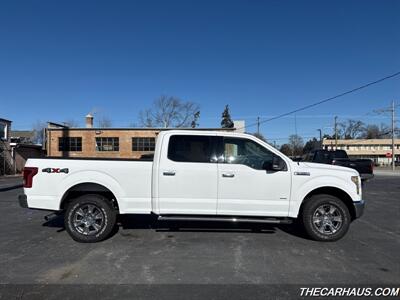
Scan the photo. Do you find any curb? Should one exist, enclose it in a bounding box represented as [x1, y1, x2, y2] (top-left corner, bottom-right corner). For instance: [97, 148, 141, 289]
[373, 171, 400, 177]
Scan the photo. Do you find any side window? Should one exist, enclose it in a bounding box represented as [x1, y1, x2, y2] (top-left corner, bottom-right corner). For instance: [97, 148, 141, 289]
[224, 137, 278, 170]
[168, 135, 213, 163]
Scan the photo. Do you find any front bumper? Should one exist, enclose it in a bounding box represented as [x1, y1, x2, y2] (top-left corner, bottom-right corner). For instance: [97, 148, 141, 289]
[353, 200, 365, 219]
[18, 194, 28, 208]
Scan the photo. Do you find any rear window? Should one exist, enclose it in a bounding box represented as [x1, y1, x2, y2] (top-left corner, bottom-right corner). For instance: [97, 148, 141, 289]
[332, 150, 348, 159]
[168, 135, 213, 163]
[314, 150, 332, 164]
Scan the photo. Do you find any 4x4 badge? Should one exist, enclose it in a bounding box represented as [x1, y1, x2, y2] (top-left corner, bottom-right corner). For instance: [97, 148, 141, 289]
[42, 168, 69, 174]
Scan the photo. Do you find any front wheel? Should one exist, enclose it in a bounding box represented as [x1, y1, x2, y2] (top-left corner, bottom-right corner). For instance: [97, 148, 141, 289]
[301, 194, 351, 242]
[65, 194, 117, 243]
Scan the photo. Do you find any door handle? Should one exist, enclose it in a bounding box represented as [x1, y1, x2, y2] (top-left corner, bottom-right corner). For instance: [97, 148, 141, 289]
[222, 173, 235, 178]
[163, 171, 176, 176]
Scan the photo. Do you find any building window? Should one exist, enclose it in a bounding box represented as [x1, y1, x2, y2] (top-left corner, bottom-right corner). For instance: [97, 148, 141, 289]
[58, 137, 82, 151]
[132, 137, 155, 151]
[95, 137, 119, 151]
[0, 123, 7, 140]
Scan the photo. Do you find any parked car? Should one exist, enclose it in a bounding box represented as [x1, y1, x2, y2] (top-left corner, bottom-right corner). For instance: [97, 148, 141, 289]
[19, 131, 364, 243]
[302, 149, 374, 181]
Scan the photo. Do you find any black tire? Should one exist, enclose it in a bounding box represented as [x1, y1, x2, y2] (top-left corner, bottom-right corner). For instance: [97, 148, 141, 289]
[65, 194, 117, 243]
[301, 194, 351, 242]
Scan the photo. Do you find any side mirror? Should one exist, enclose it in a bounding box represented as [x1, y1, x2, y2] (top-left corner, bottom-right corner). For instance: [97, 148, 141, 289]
[262, 156, 286, 172]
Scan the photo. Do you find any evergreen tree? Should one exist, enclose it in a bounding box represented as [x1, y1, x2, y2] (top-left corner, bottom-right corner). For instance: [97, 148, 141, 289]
[221, 105, 234, 128]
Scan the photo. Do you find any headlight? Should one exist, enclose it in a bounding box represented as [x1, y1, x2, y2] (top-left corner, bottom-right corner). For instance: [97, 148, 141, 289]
[351, 176, 360, 195]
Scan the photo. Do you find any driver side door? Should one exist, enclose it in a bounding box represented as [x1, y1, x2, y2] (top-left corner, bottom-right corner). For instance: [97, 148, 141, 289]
[217, 137, 291, 217]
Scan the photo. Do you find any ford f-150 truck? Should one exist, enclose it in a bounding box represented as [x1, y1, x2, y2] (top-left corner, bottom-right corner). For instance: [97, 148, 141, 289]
[19, 130, 365, 243]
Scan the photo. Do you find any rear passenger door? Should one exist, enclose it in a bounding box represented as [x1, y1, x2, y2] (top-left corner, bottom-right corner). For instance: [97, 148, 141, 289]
[157, 134, 218, 215]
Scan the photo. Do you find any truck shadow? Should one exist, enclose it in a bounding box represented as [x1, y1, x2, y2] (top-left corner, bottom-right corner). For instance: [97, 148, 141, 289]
[42, 214, 309, 239]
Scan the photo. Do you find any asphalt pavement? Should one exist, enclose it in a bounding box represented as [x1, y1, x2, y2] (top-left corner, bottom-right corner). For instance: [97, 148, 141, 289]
[0, 175, 399, 298]
[0, 175, 22, 191]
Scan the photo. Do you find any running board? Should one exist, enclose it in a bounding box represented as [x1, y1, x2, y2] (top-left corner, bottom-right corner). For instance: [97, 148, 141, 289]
[157, 215, 293, 224]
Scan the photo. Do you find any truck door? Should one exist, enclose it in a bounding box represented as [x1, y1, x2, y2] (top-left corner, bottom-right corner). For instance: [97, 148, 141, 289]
[217, 136, 291, 217]
[157, 134, 218, 214]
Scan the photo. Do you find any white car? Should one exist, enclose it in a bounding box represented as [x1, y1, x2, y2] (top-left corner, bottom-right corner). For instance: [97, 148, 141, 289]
[19, 130, 365, 242]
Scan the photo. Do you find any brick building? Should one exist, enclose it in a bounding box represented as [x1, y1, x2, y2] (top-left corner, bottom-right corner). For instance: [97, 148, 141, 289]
[46, 115, 235, 159]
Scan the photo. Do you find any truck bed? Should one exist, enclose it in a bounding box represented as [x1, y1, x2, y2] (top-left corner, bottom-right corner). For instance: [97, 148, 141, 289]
[24, 158, 153, 213]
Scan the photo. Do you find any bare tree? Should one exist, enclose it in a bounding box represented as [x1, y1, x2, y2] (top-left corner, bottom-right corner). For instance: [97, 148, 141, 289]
[303, 137, 320, 153]
[139, 96, 200, 128]
[377, 123, 391, 138]
[279, 144, 292, 156]
[97, 116, 113, 128]
[32, 121, 47, 145]
[361, 123, 392, 139]
[288, 134, 304, 156]
[362, 124, 380, 139]
[191, 111, 200, 128]
[338, 119, 365, 139]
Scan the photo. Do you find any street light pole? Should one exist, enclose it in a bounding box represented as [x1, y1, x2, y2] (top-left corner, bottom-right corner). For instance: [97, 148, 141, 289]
[373, 102, 397, 171]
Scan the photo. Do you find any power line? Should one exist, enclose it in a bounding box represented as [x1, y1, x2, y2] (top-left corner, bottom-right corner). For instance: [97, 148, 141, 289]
[239, 71, 400, 131]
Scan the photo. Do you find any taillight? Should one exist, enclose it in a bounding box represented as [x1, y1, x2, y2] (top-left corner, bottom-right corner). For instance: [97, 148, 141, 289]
[23, 167, 38, 188]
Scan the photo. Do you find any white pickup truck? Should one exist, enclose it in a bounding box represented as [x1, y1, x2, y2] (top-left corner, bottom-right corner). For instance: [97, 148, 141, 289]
[19, 130, 365, 243]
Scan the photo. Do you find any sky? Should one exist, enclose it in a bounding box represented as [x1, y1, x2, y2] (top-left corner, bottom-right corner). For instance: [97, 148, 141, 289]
[1, 0, 399, 144]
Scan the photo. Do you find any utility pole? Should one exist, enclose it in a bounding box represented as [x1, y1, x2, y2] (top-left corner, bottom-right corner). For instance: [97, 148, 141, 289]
[257, 117, 260, 135]
[392, 100, 395, 171]
[317, 129, 322, 148]
[334, 116, 338, 150]
[373, 101, 397, 171]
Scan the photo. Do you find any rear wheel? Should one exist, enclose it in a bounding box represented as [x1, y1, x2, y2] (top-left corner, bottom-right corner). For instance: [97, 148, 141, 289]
[65, 194, 117, 243]
[301, 194, 350, 242]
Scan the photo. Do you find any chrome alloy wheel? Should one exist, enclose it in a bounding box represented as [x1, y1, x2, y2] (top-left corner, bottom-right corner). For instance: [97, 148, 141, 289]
[73, 204, 105, 236]
[312, 204, 343, 235]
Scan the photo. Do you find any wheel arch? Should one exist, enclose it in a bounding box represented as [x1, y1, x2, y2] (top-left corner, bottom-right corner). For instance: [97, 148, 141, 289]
[300, 186, 356, 220]
[60, 182, 120, 212]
